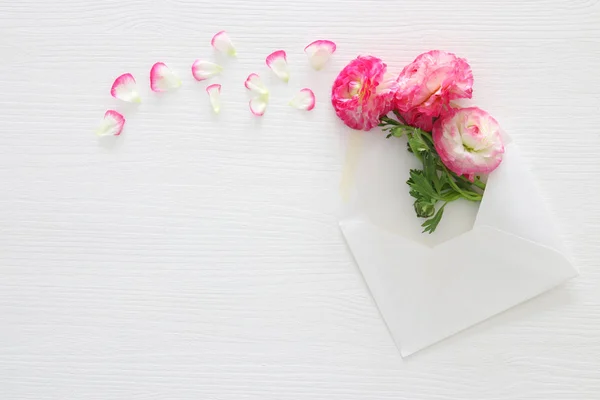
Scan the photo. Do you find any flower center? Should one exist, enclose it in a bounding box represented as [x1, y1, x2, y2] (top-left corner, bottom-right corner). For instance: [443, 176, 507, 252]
[348, 80, 362, 97]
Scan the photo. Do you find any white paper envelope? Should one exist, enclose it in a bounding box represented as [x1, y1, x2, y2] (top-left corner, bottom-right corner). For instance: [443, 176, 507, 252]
[340, 136, 578, 357]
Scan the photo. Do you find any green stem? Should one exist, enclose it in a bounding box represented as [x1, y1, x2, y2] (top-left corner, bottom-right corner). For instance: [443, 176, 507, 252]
[442, 166, 483, 201]
[455, 173, 486, 190]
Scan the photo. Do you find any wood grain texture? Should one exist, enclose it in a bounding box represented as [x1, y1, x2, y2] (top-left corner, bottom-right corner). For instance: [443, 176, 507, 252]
[1, 0, 600, 398]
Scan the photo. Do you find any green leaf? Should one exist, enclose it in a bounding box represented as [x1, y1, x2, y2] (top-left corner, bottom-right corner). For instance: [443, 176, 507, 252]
[421, 203, 447, 234]
[407, 169, 440, 201]
[407, 136, 429, 155]
[436, 172, 448, 193]
[422, 152, 440, 190]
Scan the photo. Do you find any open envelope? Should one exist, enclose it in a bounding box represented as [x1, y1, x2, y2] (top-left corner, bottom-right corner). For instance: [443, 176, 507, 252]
[340, 135, 578, 357]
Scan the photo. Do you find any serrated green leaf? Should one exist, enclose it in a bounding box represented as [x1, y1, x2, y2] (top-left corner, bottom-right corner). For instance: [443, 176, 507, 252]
[407, 137, 428, 155]
[421, 203, 447, 234]
[407, 169, 440, 201]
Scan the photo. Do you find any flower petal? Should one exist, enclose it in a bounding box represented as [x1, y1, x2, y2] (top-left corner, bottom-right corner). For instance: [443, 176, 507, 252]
[191, 60, 223, 81]
[206, 84, 222, 114]
[249, 97, 268, 116]
[266, 50, 290, 82]
[111, 73, 141, 103]
[304, 40, 336, 70]
[211, 30, 236, 56]
[150, 62, 182, 92]
[244, 73, 268, 95]
[289, 88, 315, 110]
[95, 110, 125, 137]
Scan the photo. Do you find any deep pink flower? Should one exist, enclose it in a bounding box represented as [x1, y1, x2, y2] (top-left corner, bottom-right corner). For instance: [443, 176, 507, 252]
[399, 109, 434, 132]
[433, 107, 504, 180]
[395, 50, 473, 118]
[331, 56, 398, 131]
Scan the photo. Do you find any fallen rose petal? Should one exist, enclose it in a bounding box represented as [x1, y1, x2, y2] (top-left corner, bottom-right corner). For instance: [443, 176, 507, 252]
[266, 50, 290, 82]
[191, 60, 223, 81]
[111, 73, 141, 103]
[244, 73, 269, 95]
[289, 88, 315, 110]
[150, 62, 182, 92]
[95, 110, 125, 137]
[206, 84, 222, 114]
[249, 97, 268, 116]
[211, 31, 236, 56]
[304, 40, 336, 70]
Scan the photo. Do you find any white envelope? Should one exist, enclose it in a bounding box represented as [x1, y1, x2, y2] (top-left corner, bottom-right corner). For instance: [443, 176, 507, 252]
[339, 134, 578, 357]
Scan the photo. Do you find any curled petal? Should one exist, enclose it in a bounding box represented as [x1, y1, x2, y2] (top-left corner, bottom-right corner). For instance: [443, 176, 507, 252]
[304, 40, 336, 70]
[244, 73, 269, 95]
[150, 62, 182, 92]
[111, 73, 141, 103]
[191, 60, 223, 81]
[206, 84, 222, 114]
[289, 88, 315, 110]
[249, 97, 268, 116]
[266, 50, 290, 82]
[211, 30, 236, 56]
[95, 110, 125, 137]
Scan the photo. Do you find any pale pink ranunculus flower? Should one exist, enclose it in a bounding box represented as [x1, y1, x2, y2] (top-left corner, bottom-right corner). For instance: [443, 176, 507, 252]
[331, 56, 398, 131]
[433, 107, 504, 181]
[395, 50, 473, 119]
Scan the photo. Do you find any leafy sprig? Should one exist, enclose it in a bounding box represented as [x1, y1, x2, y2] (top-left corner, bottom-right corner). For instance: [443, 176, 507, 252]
[379, 115, 486, 233]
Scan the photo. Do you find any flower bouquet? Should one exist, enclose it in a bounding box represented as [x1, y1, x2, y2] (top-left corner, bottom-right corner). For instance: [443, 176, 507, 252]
[334, 50, 577, 356]
[332, 51, 504, 233]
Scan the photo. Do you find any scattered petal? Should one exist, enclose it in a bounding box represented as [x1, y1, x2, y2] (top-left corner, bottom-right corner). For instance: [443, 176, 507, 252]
[245, 73, 270, 117]
[304, 40, 336, 70]
[211, 31, 236, 56]
[191, 60, 223, 81]
[289, 88, 316, 110]
[95, 110, 125, 137]
[206, 84, 222, 114]
[249, 97, 268, 116]
[150, 62, 182, 92]
[111, 73, 141, 103]
[266, 50, 290, 82]
[244, 73, 269, 95]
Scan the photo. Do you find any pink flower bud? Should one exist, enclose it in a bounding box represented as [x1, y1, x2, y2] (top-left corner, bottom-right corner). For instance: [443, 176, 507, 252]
[433, 107, 504, 178]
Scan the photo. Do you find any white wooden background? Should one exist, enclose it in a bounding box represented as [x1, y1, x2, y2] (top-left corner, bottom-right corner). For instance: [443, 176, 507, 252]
[1, 0, 600, 398]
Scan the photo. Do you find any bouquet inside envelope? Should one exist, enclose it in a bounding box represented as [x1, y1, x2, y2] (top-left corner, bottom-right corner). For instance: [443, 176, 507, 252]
[333, 51, 578, 356]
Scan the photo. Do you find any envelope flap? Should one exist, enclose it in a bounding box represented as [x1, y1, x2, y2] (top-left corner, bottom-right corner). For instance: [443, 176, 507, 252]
[475, 143, 566, 253]
[340, 219, 577, 356]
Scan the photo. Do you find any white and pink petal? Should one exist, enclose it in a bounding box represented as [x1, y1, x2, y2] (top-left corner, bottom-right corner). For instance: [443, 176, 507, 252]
[244, 73, 269, 95]
[266, 50, 290, 82]
[249, 97, 268, 117]
[191, 60, 223, 81]
[304, 40, 336, 70]
[289, 88, 315, 111]
[206, 84, 222, 114]
[211, 31, 236, 56]
[150, 62, 181, 92]
[111, 73, 141, 103]
[96, 110, 125, 137]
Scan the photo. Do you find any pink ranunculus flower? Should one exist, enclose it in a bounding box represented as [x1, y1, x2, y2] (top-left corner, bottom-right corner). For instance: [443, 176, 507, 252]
[395, 50, 473, 118]
[331, 56, 398, 131]
[399, 109, 435, 132]
[433, 107, 504, 181]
